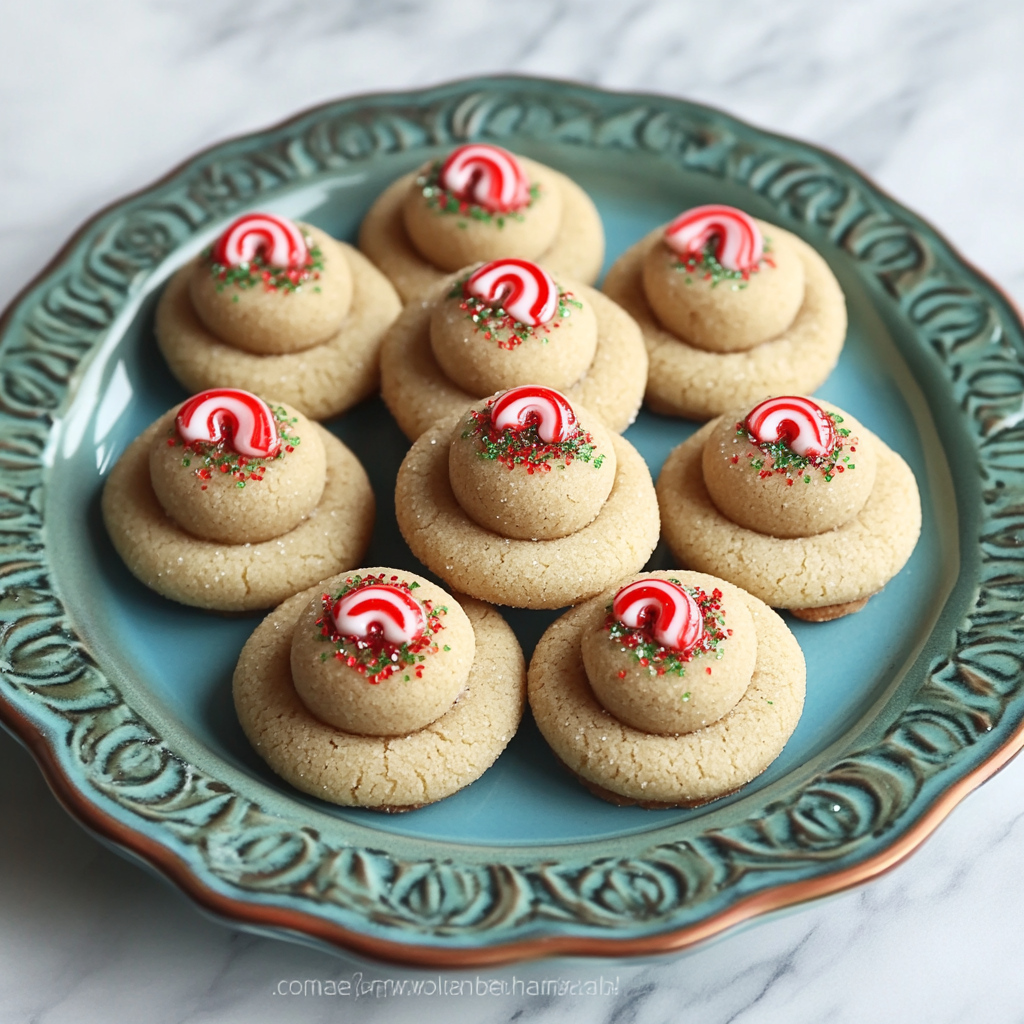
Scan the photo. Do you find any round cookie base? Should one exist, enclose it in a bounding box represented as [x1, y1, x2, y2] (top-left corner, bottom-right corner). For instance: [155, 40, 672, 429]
[528, 577, 805, 806]
[657, 420, 921, 611]
[103, 423, 374, 611]
[395, 414, 660, 610]
[602, 224, 847, 421]
[157, 242, 401, 421]
[233, 589, 526, 810]
[358, 163, 605, 303]
[381, 279, 647, 440]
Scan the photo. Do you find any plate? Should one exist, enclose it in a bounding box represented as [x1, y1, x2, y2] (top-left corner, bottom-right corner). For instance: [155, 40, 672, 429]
[1, 76, 1023, 967]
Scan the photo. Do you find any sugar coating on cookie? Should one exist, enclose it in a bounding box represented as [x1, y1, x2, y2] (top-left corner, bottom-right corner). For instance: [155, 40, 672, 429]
[528, 570, 805, 807]
[358, 153, 605, 304]
[429, 262, 598, 394]
[642, 222, 805, 352]
[403, 148, 564, 271]
[148, 400, 326, 545]
[234, 585, 526, 809]
[396, 407, 660, 609]
[103, 417, 374, 612]
[448, 394, 616, 540]
[702, 399, 877, 538]
[189, 223, 353, 355]
[602, 221, 846, 421]
[380, 273, 647, 440]
[657, 418, 921, 612]
[289, 570, 475, 737]
[580, 575, 756, 736]
[157, 241, 401, 422]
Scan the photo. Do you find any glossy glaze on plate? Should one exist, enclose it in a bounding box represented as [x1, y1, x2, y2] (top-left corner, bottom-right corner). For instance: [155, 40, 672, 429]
[0, 76, 1021, 965]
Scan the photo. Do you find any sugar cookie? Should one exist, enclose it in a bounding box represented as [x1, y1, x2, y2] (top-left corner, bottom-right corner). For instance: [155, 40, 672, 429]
[234, 570, 525, 810]
[395, 389, 660, 609]
[603, 208, 846, 420]
[359, 145, 604, 302]
[157, 216, 401, 421]
[103, 389, 374, 611]
[381, 261, 646, 440]
[657, 397, 920, 618]
[529, 570, 805, 807]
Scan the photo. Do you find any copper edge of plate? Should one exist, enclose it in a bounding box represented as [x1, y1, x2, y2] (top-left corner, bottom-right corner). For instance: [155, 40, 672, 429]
[4, 689, 1023, 968]
[2, 74, 1024, 966]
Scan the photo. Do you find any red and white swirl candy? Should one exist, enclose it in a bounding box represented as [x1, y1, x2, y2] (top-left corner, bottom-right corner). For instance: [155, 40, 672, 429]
[212, 212, 309, 269]
[331, 584, 427, 645]
[745, 395, 837, 458]
[612, 579, 703, 654]
[438, 143, 530, 213]
[664, 204, 763, 272]
[490, 385, 579, 443]
[465, 258, 558, 326]
[175, 388, 281, 458]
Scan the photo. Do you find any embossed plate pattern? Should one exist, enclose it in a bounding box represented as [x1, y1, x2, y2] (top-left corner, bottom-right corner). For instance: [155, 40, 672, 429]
[1, 77, 1022, 965]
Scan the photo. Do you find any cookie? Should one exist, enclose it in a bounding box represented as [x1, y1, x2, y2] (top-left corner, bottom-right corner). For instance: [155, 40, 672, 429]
[529, 570, 805, 807]
[657, 400, 921, 615]
[395, 392, 660, 609]
[359, 145, 604, 303]
[233, 575, 526, 810]
[158, 227, 400, 421]
[603, 211, 846, 420]
[103, 391, 374, 611]
[380, 264, 647, 440]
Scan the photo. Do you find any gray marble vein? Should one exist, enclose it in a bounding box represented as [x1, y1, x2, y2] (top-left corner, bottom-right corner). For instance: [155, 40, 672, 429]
[2, 1, 1024, 1021]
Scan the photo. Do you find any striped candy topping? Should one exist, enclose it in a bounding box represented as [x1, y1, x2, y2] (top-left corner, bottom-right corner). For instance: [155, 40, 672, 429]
[175, 388, 281, 458]
[438, 143, 530, 213]
[664, 204, 764, 272]
[490, 385, 579, 443]
[465, 258, 558, 326]
[612, 579, 703, 654]
[212, 213, 309, 269]
[331, 584, 427, 645]
[745, 396, 837, 458]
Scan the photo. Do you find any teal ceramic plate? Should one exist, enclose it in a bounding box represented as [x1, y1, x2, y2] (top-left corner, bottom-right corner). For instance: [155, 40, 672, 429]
[2, 77, 1022, 966]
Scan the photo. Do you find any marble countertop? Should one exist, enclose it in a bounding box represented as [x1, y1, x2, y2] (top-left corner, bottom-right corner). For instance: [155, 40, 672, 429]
[3, 2, 1024, 1021]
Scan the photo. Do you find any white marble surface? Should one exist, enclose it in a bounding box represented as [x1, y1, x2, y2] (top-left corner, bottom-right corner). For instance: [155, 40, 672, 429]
[3, 1, 1024, 1021]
